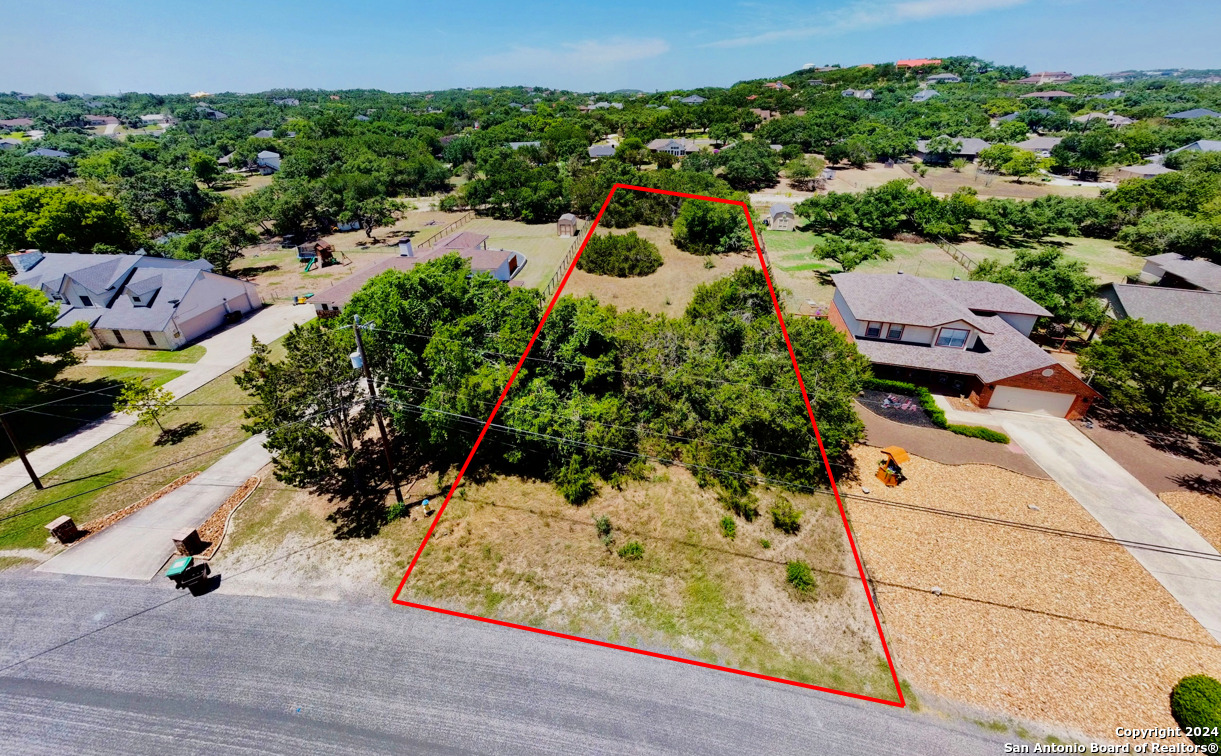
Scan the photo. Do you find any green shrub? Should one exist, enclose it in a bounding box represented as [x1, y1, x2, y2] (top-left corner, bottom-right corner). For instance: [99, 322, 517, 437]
[759, 538, 771, 549]
[770, 497, 802, 534]
[618, 541, 645, 560]
[555, 456, 597, 504]
[786, 560, 816, 594]
[594, 515, 613, 547]
[1170, 675, 1221, 746]
[719, 490, 759, 521]
[948, 424, 1010, 444]
[576, 231, 664, 277]
[386, 501, 408, 522]
[719, 516, 737, 539]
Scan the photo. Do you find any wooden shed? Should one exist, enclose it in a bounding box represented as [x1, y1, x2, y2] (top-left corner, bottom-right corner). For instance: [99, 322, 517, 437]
[557, 213, 578, 238]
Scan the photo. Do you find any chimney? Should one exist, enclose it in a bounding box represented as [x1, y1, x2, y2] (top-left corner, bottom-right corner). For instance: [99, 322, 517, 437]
[8, 250, 44, 272]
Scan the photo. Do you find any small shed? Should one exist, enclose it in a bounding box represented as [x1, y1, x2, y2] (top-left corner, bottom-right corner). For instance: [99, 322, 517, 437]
[557, 213, 578, 238]
[767, 203, 795, 231]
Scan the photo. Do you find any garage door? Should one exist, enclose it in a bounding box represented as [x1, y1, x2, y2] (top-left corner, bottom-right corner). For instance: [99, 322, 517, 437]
[988, 386, 1076, 417]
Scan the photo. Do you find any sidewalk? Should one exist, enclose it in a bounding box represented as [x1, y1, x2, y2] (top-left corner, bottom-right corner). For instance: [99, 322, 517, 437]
[0, 305, 313, 501]
[36, 434, 270, 580]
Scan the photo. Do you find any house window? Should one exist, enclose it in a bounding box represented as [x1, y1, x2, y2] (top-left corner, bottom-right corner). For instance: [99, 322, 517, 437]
[864, 322, 882, 338]
[80, 295, 93, 307]
[886, 324, 904, 340]
[113, 330, 125, 345]
[143, 330, 156, 346]
[936, 328, 969, 348]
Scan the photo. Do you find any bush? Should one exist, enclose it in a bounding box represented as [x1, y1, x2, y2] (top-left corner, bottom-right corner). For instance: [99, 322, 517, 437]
[576, 231, 664, 277]
[594, 515, 613, 547]
[555, 456, 597, 504]
[618, 541, 645, 560]
[770, 497, 802, 534]
[948, 424, 1010, 444]
[1170, 675, 1221, 746]
[719, 516, 737, 539]
[759, 538, 771, 549]
[719, 490, 760, 521]
[786, 560, 816, 594]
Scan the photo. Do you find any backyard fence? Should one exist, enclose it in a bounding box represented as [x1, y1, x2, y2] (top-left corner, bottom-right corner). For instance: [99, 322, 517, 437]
[414, 211, 475, 251]
[540, 227, 587, 301]
[935, 235, 977, 274]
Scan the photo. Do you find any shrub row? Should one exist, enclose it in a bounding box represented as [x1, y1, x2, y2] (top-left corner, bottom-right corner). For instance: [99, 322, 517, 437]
[862, 378, 1010, 444]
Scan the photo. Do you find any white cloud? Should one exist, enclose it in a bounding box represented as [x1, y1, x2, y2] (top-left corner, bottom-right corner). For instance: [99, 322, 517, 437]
[472, 38, 670, 75]
[706, 0, 1030, 48]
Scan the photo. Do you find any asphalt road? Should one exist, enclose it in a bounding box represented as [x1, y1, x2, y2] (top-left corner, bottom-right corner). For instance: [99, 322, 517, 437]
[0, 573, 1006, 755]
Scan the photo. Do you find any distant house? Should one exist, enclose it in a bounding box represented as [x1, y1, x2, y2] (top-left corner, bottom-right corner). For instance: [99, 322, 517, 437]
[196, 106, 228, 120]
[896, 59, 942, 68]
[256, 150, 281, 174]
[997, 108, 1055, 123]
[0, 118, 35, 128]
[763, 81, 791, 91]
[1168, 139, 1221, 156]
[1019, 90, 1075, 100]
[1114, 163, 1176, 180]
[1091, 91, 1125, 101]
[1101, 284, 1221, 333]
[82, 115, 118, 126]
[0, 138, 20, 150]
[750, 108, 779, 122]
[253, 129, 275, 138]
[140, 114, 170, 124]
[1138, 253, 1221, 292]
[828, 272, 1097, 418]
[1013, 136, 1062, 157]
[680, 95, 707, 105]
[272, 98, 299, 106]
[766, 203, 795, 231]
[926, 73, 961, 84]
[217, 152, 233, 165]
[587, 144, 616, 159]
[807, 79, 825, 86]
[1071, 112, 1134, 127]
[507, 141, 541, 150]
[557, 213, 578, 238]
[311, 232, 526, 316]
[1165, 108, 1221, 120]
[26, 148, 69, 158]
[354, 114, 370, 121]
[914, 137, 991, 162]
[7, 251, 261, 351]
[842, 88, 874, 100]
[645, 138, 694, 156]
[1016, 71, 1074, 84]
[911, 89, 940, 103]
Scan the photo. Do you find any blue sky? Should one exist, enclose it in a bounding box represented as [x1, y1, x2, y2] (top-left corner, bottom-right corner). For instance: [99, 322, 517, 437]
[4, 0, 1219, 94]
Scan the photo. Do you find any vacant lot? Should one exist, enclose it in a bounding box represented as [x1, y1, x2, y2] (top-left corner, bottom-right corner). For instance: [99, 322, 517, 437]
[902, 164, 1105, 199]
[840, 446, 1221, 744]
[765, 229, 1142, 311]
[562, 226, 757, 317]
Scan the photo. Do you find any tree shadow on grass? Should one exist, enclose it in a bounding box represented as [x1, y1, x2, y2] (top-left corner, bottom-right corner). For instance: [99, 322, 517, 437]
[322, 439, 440, 539]
[155, 421, 204, 447]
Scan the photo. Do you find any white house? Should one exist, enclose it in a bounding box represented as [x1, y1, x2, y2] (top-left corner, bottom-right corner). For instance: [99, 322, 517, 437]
[8, 251, 262, 350]
[256, 150, 281, 173]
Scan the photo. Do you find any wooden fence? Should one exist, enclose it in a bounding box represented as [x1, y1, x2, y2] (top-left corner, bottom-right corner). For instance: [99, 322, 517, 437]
[414, 211, 475, 251]
[540, 228, 587, 301]
[935, 235, 977, 274]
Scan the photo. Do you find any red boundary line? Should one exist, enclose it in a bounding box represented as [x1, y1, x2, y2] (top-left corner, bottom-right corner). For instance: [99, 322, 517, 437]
[390, 184, 905, 708]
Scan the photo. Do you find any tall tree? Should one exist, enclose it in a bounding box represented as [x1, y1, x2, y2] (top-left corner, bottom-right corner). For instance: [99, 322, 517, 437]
[0, 186, 136, 253]
[0, 275, 89, 385]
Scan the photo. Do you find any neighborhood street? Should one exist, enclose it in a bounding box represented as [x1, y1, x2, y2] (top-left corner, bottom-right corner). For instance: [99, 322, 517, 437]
[0, 304, 314, 501]
[0, 574, 1006, 755]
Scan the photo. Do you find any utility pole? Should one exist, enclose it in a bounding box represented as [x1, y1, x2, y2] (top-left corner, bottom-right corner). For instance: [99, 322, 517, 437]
[1, 415, 43, 490]
[353, 316, 404, 504]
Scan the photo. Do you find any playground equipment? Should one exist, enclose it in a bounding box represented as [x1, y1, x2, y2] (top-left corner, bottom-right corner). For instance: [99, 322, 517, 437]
[876, 446, 910, 487]
[294, 292, 314, 305]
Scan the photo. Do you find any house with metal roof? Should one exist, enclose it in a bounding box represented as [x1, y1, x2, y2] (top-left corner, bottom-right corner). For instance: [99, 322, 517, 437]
[926, 73, 962, 84]
[7, 251, 261, 351]
[829, 272, 1098, 418]
[256, 150, 280, 174]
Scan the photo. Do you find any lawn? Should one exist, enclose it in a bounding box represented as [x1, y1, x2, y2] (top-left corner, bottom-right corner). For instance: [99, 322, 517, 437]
[561, 225, 756, 317]
[81, 343, 207, 364]
[0, 352, 271, 551]
[458, 217, 581, 290]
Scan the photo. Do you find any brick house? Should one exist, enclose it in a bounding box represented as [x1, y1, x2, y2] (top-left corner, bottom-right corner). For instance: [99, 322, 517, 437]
[829, 272, 1098, 418]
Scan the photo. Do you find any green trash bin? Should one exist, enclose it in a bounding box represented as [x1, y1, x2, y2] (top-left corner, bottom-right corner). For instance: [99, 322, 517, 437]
[166, 555, 210, 592]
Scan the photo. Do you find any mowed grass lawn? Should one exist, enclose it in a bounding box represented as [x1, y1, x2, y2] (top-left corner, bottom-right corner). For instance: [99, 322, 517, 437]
[0, 344, 283, 551]
[765, 227, 1143, 311]
[562, 226, 757, 317]
[81, 343, 207, 364]
[460, 217, 579, 290]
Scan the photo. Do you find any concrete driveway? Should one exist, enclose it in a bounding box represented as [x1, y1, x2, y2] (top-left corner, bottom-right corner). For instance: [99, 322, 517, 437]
[998, 412, 1221, 643]
[0, 304, 313, 501]
[36, 434, 270, 580]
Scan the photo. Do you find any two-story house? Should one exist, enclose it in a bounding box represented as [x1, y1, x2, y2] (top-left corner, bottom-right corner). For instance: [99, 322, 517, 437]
[829, 272, 1098, 418]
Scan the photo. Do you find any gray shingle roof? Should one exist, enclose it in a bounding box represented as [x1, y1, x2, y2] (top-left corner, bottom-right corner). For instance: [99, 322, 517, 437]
[1014, 136, 1062, 151]
[997, 108, 1055, 122]
[253, 129, 274, 138]
[911, 89, 940, 102]
[94, 268, 201, 331]
[1103, 284, 1221, 332]
[832, 272, 1050, 332]
[1166, 108, 1221, 119]
[915, 137, 992, 156]
[587, 144, 616, 157]
[1169, 139, 1221, 154]
[1144, 253, 1221, 292]
[26, 148, 69, 158]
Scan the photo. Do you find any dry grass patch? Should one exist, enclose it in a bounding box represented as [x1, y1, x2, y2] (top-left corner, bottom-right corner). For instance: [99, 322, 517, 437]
[902, 164, 1104, 199]
[399, 467, 897, 699]
[840, 445, 1221, 743]
[561, 226, 757, 317]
